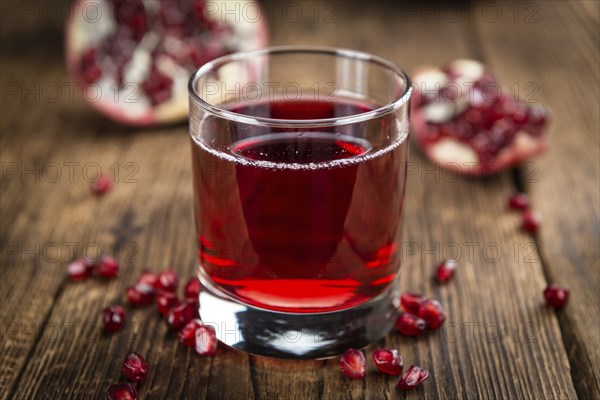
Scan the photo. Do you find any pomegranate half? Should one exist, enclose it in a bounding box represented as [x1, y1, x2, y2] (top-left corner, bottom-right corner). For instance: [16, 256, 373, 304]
[65, 0, 268, 126]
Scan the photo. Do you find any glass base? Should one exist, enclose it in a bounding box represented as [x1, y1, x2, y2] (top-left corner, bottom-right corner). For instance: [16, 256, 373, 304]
[197, 271, 401, 359]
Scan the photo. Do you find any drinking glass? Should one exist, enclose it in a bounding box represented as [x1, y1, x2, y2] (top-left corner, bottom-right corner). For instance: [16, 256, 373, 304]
[188, 46, 412, 359]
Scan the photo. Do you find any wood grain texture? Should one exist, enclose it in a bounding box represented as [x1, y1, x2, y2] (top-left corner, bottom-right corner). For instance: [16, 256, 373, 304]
[0, 1, 597, 399]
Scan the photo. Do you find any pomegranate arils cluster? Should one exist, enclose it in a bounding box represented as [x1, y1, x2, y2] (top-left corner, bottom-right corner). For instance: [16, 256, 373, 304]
[397, 365, 430, 391]
[372, 349, 404, 376]
[102, 306, 126, 332]
[340, 349, 366, 379]
[435, 259, 456, 284]
[166, 300, 198, 331]
[156, 291, 180, 315]
[121, 352, 148, 382]
[106, 382, 138, 400]
[544, 284, 570, 309]
[397, 293, 446, 335]
[412, 59, 549, 176]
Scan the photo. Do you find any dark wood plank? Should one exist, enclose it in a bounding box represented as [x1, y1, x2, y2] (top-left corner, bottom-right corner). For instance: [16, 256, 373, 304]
[1, 1, 593, 399]
[473, 1, 600, 398]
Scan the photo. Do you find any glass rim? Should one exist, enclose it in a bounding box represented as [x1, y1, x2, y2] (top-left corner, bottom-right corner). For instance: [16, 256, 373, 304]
[188, 45, 412, 128]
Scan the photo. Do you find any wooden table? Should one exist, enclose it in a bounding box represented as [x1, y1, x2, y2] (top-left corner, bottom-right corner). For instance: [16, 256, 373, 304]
[1, 1, 598, 398]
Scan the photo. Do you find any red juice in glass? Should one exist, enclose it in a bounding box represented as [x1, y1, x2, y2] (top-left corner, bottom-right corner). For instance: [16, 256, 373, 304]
[188, 47, 411, 358]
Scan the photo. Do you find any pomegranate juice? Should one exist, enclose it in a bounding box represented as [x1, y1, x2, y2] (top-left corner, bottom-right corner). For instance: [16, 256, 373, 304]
[191, 99, 409, 312]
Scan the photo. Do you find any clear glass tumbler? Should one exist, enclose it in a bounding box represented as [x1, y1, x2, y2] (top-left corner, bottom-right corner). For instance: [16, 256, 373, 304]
[188, 46, 411, 359]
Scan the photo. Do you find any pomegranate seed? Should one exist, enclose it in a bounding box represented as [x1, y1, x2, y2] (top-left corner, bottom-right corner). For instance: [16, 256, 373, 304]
[397, 365, 430, 391]
[184, 277, 201, 300]
[166, 300, 196, 331]
[508, 192, 529, 210]
[121, 352, 148, 382]
[155, 269, 178, 292]
[106, 382, 138, 400]
[435, 259, 456, 284]
[141, 67, 173, 106]
[418, 300, 446, 330]
[372, 349, 404, 376]
[126, 283, 155, 306]
[395, 313, 427, 336]
[339, 349, 366, 379]
[179, 319, 202, 347]
[91, 175, 113, 195]
[156, 291, 180, 316]
[544, 284, 570, 309]
[195, 325, 218, 356]
[137, 270, 158, 286]
[67, 258, 95, 281]
[102, 306, 126, 332]
[522, 210, 541, 233]
[400, 292, 426, 314]
[97, 255, 119, 279]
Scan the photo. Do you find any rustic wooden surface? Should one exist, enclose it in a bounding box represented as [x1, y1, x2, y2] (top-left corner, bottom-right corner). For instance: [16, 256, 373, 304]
[1, 1, 599, 399]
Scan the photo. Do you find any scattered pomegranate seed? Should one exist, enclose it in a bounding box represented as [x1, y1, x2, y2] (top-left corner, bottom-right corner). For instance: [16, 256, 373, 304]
[339, 349, 366, 379]
[508, 192, 529, 210]
[156, 291, 180, 315]
[91, 175, 113, 195]
[137, 270, 158, 286]
[400, 292, 426, 314]
[397, 365, 430, 391]
[102, 306, 126, 332]
[522, 210, 541, 233]
[166, 300, 196, 331]
[106, 382, 138, 400]
[418, 300, 446, 330]
[121, 352, 148, 382]
[396, 313, 427, 336]
[195, 325, 218, 356]
[126, 283, 155, 306]
[67, 258, 95, 281]
[155, 269, 178, 292]
[97, 255, 120, 279]
[179, 319, 202, 347]
[372, 349, 404, 376]
[435, 259, 456, 284]
[544, 284, 570, 309]
[184, 277, 201, 300]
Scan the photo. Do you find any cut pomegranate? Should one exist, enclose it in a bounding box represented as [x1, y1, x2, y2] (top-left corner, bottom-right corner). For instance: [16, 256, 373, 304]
[179, 319, 202, 347]
[102, 305, 126, 332]
[508, 192, 529, 210]
[397, 365, 430, 391]
[67, 257, 95, 281]
[121, 352, 148, 382]
[522, 210, 541, 233]
[372, 349, 404, 376]
[91, 175, 113, 195]
[126, 283, 155, 306]
[195, 324, 218, 356]
[544, 284, 570, 309]
[395, 313, 427, 337]
[418, 300, 446, 330]
[155, 269, 178, 293]
[435, 259, 456, 284]
[340, 349, 366, 379]
[97, 255, 119, 279]
[412, 59, 549, 176]
[184, 277, 201, 300]
[65, 0, 268, 126]
[400, 292, 426, 314]
[106, 382, 138, 400]
[166, 300, 197, 331]
[137, 270, 158, 286]
[156, 291, 180, 316]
